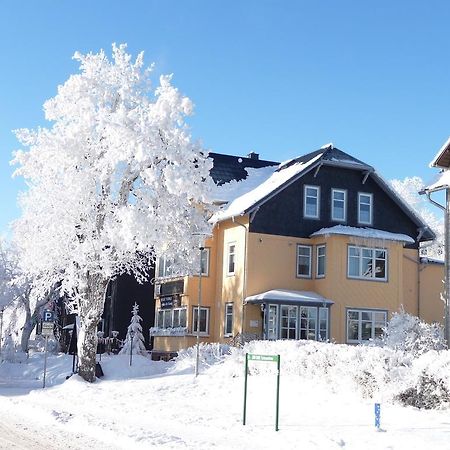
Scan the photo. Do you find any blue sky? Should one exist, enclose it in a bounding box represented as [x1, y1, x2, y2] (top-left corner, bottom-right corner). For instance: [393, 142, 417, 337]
[1, 0, 449, 234]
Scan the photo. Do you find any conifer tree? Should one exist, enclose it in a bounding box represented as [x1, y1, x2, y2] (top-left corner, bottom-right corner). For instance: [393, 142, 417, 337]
[120, 302, 147, 356]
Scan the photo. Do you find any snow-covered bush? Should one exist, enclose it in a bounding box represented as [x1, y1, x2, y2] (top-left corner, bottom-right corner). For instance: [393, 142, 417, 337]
[173, 340, 450, 409]
[395, 371, 450, 409]
[381, 310, 446, 355]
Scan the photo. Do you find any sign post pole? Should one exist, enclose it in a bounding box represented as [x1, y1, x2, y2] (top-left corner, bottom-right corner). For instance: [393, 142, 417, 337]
[243, 353, 280, 431]
[43, 335, 48, 388]
[243, 353, 249, 425]
[276, 355, 280, 431]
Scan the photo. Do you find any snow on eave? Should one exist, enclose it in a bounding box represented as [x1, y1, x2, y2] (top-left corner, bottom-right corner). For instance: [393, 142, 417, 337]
[310, 225, 415, 244]
[420, 256, 444, 265]
[430, 136, 450, 168]
[424, 170, 450, 192]
[245, 289, 333, 305]
[210, 153, 324, 224]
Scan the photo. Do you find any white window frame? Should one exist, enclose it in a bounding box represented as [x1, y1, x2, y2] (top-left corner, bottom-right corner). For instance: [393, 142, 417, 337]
[280, 305, 298, 340]
[156, 307, 187, 328]
[199, 247, 210, 277]
[224, 303, 233, 336]
[358, 192, 373, 225]
[346, 308, 387, 344]
[296, 244, 312, 278]
[303, 185, 320, 219]
[347, 245, 388, 281]
[157, 256, 182, 279]
[192, 306, 210, 335]
[226, 242, 236, 276]
[316, 244, 326, 278]
[331, 188, 347, 222]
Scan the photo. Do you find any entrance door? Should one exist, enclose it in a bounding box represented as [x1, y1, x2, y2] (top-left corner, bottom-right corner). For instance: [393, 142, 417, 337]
[280, 305, 297, 339]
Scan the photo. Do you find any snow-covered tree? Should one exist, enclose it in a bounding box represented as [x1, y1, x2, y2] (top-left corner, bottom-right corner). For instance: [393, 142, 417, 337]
[391, 176, 444, 259]
[0, 239, 58, 353]
[12, 44, 214, 381]
[381, 309, 446, 355]
[120, 302, 147, 356]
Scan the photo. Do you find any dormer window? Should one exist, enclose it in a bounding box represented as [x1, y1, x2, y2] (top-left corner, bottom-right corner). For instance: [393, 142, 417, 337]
[304, 185, 320, 219]
[331, 189, 346, 222]
[358, 193, 373, 225]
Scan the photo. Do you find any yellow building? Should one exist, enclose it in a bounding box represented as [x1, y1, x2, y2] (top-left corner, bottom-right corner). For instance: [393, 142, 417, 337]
[150, 146, 443, 359]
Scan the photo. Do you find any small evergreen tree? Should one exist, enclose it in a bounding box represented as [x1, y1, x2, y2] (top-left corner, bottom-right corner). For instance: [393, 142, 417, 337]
[120, 302, 147, 356]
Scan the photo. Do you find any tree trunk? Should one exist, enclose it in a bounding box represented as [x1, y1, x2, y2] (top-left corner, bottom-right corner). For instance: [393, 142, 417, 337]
[20, 310, 34, 353]
[77, 273, 109, 382]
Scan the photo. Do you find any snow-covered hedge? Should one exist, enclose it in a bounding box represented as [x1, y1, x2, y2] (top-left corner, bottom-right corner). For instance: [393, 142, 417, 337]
[173, 340, 450, 409]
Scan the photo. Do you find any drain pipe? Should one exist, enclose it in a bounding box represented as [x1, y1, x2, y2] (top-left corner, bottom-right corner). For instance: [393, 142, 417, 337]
[232, 217, 248, 337]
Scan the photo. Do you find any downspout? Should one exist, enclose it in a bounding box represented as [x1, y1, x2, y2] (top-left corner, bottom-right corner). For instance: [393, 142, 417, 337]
[419, 187, 450, 344]
[232, 216, 248, 337]
[403, 253, 425, 319]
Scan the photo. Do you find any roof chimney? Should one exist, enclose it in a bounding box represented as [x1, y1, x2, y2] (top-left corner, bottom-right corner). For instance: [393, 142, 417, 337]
[247, 151, 259, 160]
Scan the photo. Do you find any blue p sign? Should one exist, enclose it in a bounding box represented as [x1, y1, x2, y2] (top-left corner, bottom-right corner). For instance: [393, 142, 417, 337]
[374, 403, 381, 429]
[43, 310, 54, 322]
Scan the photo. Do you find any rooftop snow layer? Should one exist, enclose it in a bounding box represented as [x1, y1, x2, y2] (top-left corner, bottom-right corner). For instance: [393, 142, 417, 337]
[245, 289, 333, 305]
[310, 225, 415, 244]
[425, 169, 450, 191]
[211, 153, 323, 222]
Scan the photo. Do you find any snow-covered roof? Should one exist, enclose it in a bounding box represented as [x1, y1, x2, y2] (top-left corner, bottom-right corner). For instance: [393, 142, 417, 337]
[310, 225, 415, 244]
[424, 170, 450, 192]
[430, 136, 450, 168]
[211, 153, 323, 222]
[245, 289, 333, 305]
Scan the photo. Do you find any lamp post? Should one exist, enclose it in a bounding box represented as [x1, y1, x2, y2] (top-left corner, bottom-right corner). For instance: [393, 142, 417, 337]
[195, 245, 204, 377]
[0, 307, 4, 362]
[129, 330, 135, 367]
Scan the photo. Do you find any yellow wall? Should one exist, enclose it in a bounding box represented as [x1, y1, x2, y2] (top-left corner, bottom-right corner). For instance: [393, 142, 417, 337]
[153, 221, 445, 354]
[420, 261, 445, 324]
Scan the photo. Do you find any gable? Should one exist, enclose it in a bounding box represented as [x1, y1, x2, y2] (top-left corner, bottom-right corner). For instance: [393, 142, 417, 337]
[249, 165, 424, 247]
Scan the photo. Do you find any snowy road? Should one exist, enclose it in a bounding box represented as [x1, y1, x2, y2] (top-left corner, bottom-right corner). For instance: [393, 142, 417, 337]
[0, 399, 121, 450]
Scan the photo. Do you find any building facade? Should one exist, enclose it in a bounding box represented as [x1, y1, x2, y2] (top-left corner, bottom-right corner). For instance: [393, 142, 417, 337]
[150, 145, 443, 359]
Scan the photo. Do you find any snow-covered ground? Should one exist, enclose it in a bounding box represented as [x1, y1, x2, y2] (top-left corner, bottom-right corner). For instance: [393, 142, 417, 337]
[0, 341, 449, 449]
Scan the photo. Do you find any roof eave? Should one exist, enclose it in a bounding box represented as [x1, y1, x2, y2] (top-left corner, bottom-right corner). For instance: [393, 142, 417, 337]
[430, 136, 450, 169]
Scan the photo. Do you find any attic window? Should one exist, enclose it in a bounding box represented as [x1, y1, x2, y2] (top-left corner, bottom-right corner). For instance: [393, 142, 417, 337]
[358, 193, 373, 225]
[304, 185, 320, 219]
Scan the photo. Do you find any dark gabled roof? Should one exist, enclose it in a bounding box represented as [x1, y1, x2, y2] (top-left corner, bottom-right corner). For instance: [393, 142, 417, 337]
[279, 145, 373, 171]
[211, 144, 435, 242]
[209, 152, 279, 185]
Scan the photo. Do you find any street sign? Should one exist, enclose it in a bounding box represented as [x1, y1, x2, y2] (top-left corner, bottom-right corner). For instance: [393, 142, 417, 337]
[248, 354, 278, 362]
[243, 353, 281, 431]
[41, 322, 54, 337]
[43, 310, 55, 322]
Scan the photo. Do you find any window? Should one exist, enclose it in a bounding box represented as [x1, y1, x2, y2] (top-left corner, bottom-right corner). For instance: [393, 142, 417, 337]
[267, 305, 278, 340]
[316, 245, 326, 278]
[297, 245, 312, 278]
[200, 248, 210, 276]
[157, 307, 187, 328]
[157, 256, 182, 278]
[227, 243, 236, 275]
[266, 304, 329, 341]
[192, 307, 209, 334]
[347, 309, 387, 343]
[304, 185, 320, 219]
[358, 193, 373, 225]
[299, 306, 317, 340]
[318, 307, 329, 341]
[281, 306, 297, 339]
[331, 189, 346, 222]
[224, 303, 233, 336]
[348, 246, 387, 281]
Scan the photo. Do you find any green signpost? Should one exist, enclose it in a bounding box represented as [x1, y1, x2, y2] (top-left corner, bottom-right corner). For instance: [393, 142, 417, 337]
[243, 353, 281, 431]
